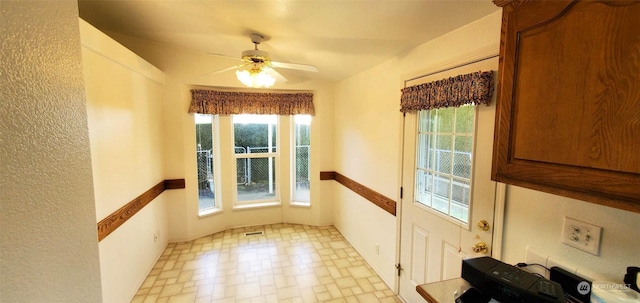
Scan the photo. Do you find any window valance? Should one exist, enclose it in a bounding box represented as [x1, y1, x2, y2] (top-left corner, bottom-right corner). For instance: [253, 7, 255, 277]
[400, 71, 494, 112]
[189, 89, 315, 115]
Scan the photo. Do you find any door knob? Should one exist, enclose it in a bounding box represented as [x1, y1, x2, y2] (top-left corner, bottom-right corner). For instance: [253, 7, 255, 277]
[477, 220, 490, 231]
[472, 241, 488, 254]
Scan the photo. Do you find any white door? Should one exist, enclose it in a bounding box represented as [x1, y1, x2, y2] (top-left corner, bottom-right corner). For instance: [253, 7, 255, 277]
[398, 58, 500, 302]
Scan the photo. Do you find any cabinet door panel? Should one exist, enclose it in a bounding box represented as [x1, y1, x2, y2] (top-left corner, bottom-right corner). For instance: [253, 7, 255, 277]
[492, 0, 640, 213]
[512, 1, 640, 173]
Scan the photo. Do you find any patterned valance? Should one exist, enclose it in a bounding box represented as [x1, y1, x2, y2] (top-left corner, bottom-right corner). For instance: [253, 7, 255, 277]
[189, 89, 315, 115]
[400, 71, 494, 112]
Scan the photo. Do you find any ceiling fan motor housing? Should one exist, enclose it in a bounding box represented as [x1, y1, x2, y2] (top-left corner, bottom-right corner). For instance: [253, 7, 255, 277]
[242, 49, 270, 63]
[250, 33, 264, 44]
[206, 32, 316, 79]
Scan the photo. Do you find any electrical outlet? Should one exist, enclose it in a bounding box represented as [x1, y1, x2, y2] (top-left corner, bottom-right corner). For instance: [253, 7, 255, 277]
[547, 256, 578, 275]
[561, 217, 602, 255]
[375, 244, 379, 255]
[525, 246, 549, 278]
[154, 233, 158, 244]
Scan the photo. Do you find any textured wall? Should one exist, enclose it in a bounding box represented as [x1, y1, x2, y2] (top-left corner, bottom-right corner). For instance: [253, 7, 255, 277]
[0, 1, 103, 302]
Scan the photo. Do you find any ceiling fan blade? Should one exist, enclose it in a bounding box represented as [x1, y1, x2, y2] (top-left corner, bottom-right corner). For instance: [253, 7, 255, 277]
[203, 63, 248, 76]
[266, 68, 288, 83]
[208, 53, 243, 62]
[271, 61, 318, 72]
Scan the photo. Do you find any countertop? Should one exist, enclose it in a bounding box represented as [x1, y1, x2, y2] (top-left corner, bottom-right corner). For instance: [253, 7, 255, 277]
[416, 278, 473, 303]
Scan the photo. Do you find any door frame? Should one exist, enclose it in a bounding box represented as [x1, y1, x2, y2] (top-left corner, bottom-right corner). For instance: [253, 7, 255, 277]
[394, 48, 507, 295]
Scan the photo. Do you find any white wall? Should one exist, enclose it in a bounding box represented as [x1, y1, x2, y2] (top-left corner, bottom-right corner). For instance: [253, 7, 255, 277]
[501, 186, 640, 282]
[332, 11, 502, 290]
[0, 1, 103, 302]
[80, 20, 169, 303]
[386, 8, 639, 285]
[334, 7, 640, 288]
[93, 31, 336, 242]
[332, 57, 403, 288]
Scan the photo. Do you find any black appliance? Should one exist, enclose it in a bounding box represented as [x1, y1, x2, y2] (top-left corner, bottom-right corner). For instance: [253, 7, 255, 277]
[461, 256, 564, 303]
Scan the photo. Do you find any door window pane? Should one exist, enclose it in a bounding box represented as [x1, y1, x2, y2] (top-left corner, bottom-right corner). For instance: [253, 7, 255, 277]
[414, 106, 475, 223]
[453, 136, 472, 179]
[435, 135, 452, 174]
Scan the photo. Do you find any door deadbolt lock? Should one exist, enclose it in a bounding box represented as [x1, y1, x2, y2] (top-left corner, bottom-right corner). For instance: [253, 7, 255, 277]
[477, 220, 490, 231]
[472, 241, 488, 254]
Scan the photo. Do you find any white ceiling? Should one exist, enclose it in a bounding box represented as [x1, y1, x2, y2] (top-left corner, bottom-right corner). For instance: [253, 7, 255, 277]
[78, 0, 500, 82]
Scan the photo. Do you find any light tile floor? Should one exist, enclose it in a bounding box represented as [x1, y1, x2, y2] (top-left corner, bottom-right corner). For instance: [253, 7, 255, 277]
[131, 224, 403, 303]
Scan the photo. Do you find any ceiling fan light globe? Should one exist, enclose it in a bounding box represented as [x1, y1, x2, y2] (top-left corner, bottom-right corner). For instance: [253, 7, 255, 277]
[236, 70, 253, 86]
[236, 69, 275, 88]
[256, 70, 276, 87]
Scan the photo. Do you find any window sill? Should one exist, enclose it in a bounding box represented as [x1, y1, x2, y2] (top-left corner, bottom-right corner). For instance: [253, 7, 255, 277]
[290, 201, 311, 208]
[198, 207, 223, 218]
[233, 201, 281, 211]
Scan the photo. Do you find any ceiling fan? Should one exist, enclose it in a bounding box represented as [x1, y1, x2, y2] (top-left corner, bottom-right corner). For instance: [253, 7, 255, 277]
[208, 33, 318, 88]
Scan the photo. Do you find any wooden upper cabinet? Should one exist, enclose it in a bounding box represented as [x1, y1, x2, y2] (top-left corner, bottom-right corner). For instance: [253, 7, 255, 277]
[491, 0, 640, 213]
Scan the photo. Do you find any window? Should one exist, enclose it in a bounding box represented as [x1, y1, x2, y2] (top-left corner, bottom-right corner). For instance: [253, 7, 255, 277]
[292, 115, 311, 204]
[414, 105, 475, 223]
[233, 114, 278, 204]
[195, 114, 217, 214]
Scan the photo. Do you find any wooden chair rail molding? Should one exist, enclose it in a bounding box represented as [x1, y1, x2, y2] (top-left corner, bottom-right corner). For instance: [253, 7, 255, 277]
[320, 171, 396, 216]
[97, 179, 185, 241]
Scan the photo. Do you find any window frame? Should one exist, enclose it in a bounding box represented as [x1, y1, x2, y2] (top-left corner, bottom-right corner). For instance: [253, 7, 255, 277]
[194, 114, 222, 217]
[291, 115, 311, 206]
[231, 114, 281, 207]
[413, 105, 476, 226]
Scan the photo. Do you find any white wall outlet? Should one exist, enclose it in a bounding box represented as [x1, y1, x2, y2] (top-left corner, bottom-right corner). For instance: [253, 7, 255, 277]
[525, 246, 550, 278]
[375, 243, 379, 255]
[561, 217, 602, 255]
